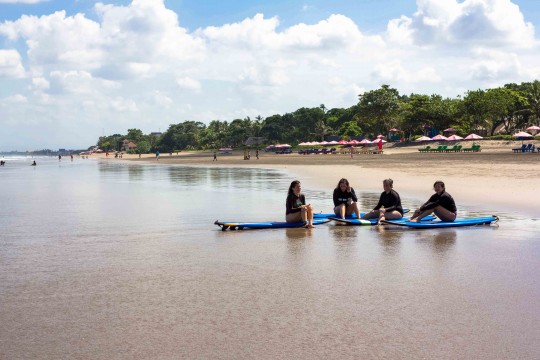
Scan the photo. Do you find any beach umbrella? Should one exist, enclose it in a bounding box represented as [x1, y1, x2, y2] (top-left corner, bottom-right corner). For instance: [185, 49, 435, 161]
[298, 142, 309, 146]
[513, 131, 533, 145]
[431, 134, 447, 141]
[326, 140, 339, 145]
[348, 139, 361, 145]
[319, 141, 329, 146]
[526, 125, 540, 134]
[388, 128, 400, 132]
[446, 135, 463, 141]
[415, 136, 432, 141]
[337, 139, 349, 145]
[275, 144, 291, 148]
[359, 139, 371, 144]
[443, 128, 457, 133]
[513, 131, 532, 138]
[376, 134, 385, 139]
[464, 133, 483, 140]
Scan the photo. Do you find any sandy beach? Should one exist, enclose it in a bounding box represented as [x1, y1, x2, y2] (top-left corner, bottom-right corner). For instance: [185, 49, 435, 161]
[95, 139, 540, 217]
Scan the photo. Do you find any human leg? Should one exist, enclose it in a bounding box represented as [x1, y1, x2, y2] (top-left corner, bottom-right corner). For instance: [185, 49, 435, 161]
[433, 206, 457, 222]
[345, 202, 360, 219]
[361, 210, 379, 220]
[334, 204, 346, 219]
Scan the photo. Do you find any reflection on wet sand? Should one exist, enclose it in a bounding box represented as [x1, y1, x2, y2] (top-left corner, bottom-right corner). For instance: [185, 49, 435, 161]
[374, 225, 404, 255]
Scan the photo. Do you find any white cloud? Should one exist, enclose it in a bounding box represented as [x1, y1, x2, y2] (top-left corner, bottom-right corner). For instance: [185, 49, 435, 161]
[0, 0, 538, 149]
[0, 49, 25, 77]
[2, 94, 27, 103]
[176, 76, 201, 91]
[393, 0, 536, 48]
[0, 0, 47, 3]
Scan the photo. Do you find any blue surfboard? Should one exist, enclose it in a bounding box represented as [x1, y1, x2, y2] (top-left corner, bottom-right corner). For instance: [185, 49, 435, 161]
[329, 215, 435, 226]
[380, 216, 498, 229]
[214, 218, 330, 231]
[314, 208, 410, 219]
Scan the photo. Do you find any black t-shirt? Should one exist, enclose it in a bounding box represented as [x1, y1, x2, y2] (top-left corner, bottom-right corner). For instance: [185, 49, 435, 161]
[286, 193, 306, 215]
[333, 187, 358, 207]
[373, 190, 403, 215]
[420, 191, 457, 213]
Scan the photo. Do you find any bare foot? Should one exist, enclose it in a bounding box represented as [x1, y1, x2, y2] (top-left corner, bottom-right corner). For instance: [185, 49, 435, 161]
[305, 224, 315, 229]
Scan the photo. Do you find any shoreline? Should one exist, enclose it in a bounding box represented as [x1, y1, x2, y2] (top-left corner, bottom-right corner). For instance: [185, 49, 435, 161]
[92, 140, 540, 217]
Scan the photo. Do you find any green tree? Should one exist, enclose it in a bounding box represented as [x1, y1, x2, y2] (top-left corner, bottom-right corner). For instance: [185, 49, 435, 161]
[136, 140, 151, 154]
[339, 121, 362, 138]
[357, 85, 402, 135]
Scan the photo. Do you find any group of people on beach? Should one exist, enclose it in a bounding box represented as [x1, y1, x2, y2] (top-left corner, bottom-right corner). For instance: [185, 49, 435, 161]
[286, 178, 457, 228]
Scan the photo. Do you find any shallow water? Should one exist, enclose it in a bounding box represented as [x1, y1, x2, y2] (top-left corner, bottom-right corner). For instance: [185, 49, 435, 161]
[1, 158, 539, 359]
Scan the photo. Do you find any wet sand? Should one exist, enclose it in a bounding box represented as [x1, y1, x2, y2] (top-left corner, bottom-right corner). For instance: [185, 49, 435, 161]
[113, 140, 540, 216]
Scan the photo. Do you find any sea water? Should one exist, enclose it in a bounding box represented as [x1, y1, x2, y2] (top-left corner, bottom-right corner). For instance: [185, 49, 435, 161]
[0, 157, 539, 359]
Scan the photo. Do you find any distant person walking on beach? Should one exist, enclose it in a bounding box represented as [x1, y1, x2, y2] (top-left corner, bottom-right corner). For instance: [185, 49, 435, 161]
[362, 178, 403, 224]
[410, 180, 457, 222]
[377, 139, 383, 152]
[0, 160, 5, 166]
[70, 154, 73, 161]
[256, 149, 259, 160]
[285, 180, 315, 228]
[31, 161, 36, 166]
[58, 155, 61, 161]
[333, 178, 360, 220]
[156, 151, 160, 160]
[213, 151, 217, 161]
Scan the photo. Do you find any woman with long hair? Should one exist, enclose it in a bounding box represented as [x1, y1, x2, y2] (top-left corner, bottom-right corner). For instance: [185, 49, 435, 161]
[333, 178, 360, 219]
[410, 180, 457, 222]
[285, 180, 315, 228]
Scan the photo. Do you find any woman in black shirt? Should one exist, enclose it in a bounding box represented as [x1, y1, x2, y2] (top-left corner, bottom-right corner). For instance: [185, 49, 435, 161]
[410, 180, 457, 222]
[286, 180, 315, 228]
[362, 179, 403, 223]
[333, 178, 360, 219]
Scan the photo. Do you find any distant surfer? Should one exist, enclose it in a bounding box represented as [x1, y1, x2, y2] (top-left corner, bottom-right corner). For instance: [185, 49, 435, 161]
[332, 178, 360, 220]
[361, 178, 403, 224]
[409, 180, 457, 222]
[0, 160, 5, 166]
[285, 180, 315, 228]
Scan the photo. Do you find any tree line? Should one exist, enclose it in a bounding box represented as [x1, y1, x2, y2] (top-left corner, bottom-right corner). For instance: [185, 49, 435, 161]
[96, 80, 540, 153]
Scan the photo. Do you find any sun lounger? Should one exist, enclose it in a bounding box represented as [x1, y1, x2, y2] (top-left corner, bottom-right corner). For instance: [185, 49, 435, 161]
[418, 146, 431, 152]
[463, 144, 481, 152]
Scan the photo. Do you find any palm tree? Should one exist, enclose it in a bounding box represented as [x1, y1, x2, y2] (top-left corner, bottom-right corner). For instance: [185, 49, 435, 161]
[313, 120, 332, 141]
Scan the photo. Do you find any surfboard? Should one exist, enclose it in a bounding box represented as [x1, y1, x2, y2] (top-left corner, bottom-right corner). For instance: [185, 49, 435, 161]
[314, 208, 410, 219]
[214, 218, 330, 231]
[380, 216, 499, 229]
[329, 215, 435, 226]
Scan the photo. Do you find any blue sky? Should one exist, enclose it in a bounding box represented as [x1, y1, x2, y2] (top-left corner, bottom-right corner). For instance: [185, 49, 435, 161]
[0, 0, 539, 150]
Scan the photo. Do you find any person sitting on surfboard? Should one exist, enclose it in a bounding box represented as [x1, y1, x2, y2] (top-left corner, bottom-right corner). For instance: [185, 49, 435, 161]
[409, 180, 457, 222]
[332, 178, 360, 220]
[361, 178, 403, 224]
[286, 180, 315, 228]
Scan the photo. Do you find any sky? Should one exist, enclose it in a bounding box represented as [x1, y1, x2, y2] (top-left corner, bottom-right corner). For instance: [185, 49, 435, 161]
[0, 0, 539, 150]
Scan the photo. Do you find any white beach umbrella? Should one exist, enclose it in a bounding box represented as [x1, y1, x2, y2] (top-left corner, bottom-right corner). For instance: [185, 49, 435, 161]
[464, 133, 483, 140]
[431, 134, 447, 141]
[415, 136, 432, 141]
[446, 135, 463, 141]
